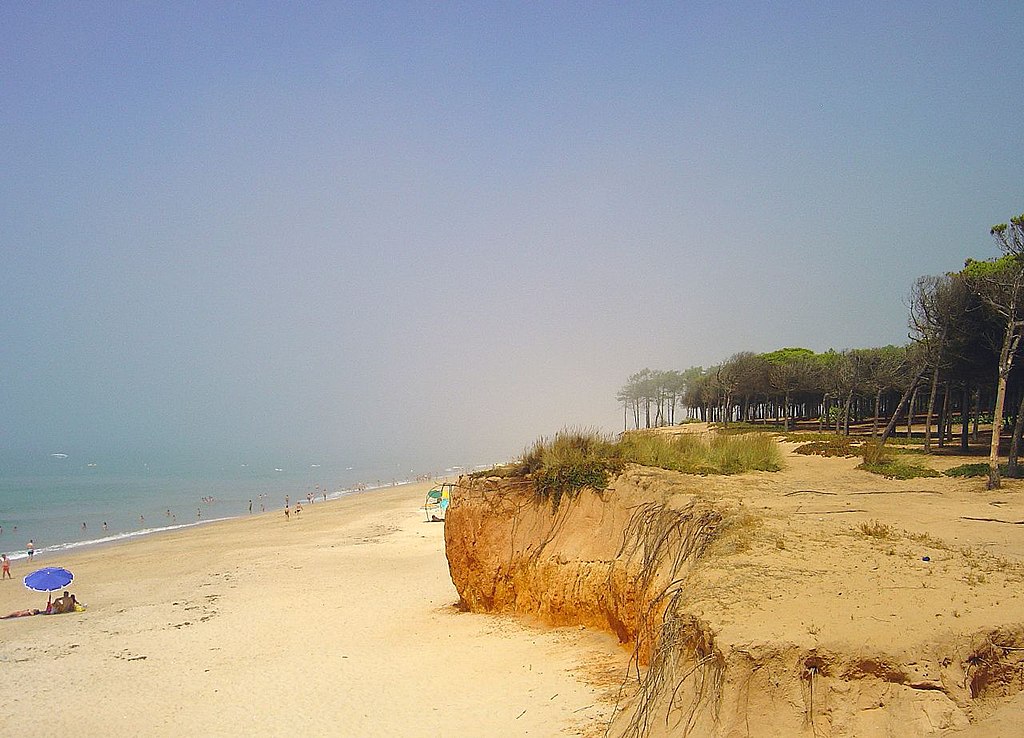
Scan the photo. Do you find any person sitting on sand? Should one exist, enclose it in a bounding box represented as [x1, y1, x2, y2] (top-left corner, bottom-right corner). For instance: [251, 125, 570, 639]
[52, 591, 74, 614]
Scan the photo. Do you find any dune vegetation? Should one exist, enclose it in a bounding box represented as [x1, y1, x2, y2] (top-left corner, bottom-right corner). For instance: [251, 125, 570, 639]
[480, 428, 782, 509]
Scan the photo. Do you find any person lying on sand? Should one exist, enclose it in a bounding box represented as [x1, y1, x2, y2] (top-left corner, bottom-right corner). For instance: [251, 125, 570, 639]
[2, 608, 42, 619]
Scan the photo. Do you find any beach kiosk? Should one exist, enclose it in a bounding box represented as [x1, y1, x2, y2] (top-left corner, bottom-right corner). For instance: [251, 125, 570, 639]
[423, 483, 454, 522]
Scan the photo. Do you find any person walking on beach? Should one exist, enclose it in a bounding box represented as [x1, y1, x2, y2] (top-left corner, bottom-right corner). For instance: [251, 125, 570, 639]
[27, 540, 34, 561]
[248, 499, 252, 514]
[284, 504, 290, 521]
[2, 554, 10, 580]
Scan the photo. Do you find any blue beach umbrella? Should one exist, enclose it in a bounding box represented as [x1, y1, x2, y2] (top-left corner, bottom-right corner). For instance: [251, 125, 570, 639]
[24, 567, 74, 604]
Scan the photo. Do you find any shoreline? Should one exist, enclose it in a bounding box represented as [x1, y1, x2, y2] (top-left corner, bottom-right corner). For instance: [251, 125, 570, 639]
[0, 477, 625, 736]
[0, 477, 433, 563]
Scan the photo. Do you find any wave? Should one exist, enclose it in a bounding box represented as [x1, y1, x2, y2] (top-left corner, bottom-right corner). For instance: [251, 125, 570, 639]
[3, 517, 233, 561]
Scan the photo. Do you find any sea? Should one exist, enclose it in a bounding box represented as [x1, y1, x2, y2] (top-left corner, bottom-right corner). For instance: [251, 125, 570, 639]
[0, 452, 474, 562]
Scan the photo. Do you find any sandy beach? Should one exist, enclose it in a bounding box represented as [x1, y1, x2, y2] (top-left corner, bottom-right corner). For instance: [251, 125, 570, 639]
[0, 482, 626, 736]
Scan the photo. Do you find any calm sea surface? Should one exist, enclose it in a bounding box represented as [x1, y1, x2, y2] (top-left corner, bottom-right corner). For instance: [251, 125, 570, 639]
[0, 454, 464, 562]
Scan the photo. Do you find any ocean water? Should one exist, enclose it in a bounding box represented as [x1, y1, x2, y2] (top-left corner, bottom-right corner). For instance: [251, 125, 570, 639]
[0, 454, 464, 562]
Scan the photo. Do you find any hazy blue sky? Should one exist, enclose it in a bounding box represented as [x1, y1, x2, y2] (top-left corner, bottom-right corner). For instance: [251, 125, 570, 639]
[2, 2, 1022, 471]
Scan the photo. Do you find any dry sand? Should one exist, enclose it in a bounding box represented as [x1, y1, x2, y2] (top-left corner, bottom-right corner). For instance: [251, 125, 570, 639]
[0, 482, 626, 736]
[629, 428, 1024, 736]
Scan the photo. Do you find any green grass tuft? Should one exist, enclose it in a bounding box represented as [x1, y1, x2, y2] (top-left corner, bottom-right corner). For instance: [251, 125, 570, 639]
[856, 440, 940, 479]
[793, 438, 859, 457]
[479, 428, 783, 510]
[944, 462, 1011, 478]
[712, 422, 787, 435]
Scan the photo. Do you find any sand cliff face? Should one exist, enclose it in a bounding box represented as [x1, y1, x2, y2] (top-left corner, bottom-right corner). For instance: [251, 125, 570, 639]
[444, 462, 1024, 738]
[444, 469, 722, 655]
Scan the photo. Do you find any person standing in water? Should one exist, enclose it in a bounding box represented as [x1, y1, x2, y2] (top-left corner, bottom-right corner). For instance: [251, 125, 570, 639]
[27, 540, 35, 560]
[2, 554, 10, 580]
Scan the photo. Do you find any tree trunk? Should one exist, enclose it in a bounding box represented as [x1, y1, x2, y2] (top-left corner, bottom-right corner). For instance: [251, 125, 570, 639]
[922, 329, 947, 451]
[907, 386, 920, 440]
[872, 389, 882, 437]
[843, 390, 854, 436]
[961, 386, 970, 451]
[879, 371, 927, 447]
[973, 386, 980, 442]
[988, 322, 1023, 490]
[989, 370, 1009, 489]
[938, 383, 950, 448]
[1008, 390, 1024, 477]
[924, 367, 941, 451]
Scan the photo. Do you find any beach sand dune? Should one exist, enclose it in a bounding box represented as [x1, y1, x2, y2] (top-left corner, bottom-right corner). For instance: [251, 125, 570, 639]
[0, 482, 626, 736]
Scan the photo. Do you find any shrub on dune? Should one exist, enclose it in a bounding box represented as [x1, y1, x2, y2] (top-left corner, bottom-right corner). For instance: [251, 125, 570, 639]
[481, 428, 783, 509]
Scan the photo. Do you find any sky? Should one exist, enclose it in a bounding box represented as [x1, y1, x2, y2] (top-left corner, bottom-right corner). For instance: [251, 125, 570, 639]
[2, 2, 1022, 471]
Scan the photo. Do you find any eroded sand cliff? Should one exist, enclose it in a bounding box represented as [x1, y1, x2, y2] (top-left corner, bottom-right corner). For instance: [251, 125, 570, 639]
[444, 442, 1024, 737]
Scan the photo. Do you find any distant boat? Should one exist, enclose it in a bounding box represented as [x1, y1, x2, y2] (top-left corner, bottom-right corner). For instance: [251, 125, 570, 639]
[274, 468, 284, 472]
[50, 453, 68, 459]
[311, 464, 321, 468]
[86, 463, 97, 468]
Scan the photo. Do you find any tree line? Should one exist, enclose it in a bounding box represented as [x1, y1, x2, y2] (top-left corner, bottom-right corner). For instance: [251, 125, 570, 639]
[617, 212, 1024, 489]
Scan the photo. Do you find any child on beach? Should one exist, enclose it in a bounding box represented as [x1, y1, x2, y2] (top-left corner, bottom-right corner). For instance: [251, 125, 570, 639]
[2, 554, 10, 579]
